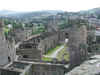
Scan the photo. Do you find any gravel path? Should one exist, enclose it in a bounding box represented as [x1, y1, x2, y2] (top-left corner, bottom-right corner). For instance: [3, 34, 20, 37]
[44, 45, 64, 58]
[44, 38, 68, 58]
[49, 45, 64, 58]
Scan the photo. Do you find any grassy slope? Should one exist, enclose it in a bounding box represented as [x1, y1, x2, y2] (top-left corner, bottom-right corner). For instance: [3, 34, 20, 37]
[45, 44, 62, 56]
[42, 44, 69, 62]
[42, 45, 62, 61]
[56, 45, 69, 62]
[42, 57, 52, 61]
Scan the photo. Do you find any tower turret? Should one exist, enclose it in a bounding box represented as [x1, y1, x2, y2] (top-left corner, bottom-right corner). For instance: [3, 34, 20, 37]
[0, 20, 9, 66]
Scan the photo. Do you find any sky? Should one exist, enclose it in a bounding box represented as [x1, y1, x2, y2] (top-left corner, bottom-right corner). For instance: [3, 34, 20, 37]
[0, 0, 100, 12]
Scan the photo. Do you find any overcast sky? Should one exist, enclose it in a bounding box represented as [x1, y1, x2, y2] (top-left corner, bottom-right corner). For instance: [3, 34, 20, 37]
[0, 0, 100, 12]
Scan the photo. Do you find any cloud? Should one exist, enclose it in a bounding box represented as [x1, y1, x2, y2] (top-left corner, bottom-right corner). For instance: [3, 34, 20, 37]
[0, 0, 100, 11]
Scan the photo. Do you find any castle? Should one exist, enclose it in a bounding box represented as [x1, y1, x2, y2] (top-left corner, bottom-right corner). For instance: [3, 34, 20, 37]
[0, 20, 67, 75]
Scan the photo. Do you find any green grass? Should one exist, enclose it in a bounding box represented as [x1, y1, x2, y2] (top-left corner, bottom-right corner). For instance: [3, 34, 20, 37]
[42, 57, 52, 61]
[57, 45, 69, 62]
[45, 44, 62, 56]
[42, 44, 63, 61]
[42, 44, 69, 62]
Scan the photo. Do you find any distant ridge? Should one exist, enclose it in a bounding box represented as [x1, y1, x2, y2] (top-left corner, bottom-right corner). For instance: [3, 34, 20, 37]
[0, 10, 64, 17]
[0, 10, 18, 16]
[79, 7, 100, 15]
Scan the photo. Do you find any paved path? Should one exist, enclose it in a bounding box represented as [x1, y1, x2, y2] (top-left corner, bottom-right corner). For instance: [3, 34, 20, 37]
[15, 42, 21, 49]
[50, 45, 64, 58]
[44, 39, 68, 58]
[44, 45, 64, 58]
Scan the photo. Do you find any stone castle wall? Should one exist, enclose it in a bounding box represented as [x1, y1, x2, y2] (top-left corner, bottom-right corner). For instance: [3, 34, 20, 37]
[38, 31, 65, 54]
[68, 25, 88, 68]
[0, 21, 16, 66]
[32, 63, 66, 75]
[0, 21, 9, 66]
[16, 31, 66, 61]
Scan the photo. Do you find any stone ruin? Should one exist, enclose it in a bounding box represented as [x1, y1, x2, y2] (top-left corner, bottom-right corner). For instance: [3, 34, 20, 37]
[0, 20, 67, 75]
[0, 61, 32, 75]
[0, 17, 89, 75]
[68, 19, 88, 68]
[16, 34, 42, 61]
[0, 20, 16, 66]
[16, 30, 65, 61]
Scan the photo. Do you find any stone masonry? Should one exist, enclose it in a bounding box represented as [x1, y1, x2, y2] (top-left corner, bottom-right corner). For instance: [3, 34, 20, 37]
[0, 21, 9, 66]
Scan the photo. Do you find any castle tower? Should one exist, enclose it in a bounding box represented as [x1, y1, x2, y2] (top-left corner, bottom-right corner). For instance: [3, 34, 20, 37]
[0, 21, 9, 66]
[68, 19, 88, 68]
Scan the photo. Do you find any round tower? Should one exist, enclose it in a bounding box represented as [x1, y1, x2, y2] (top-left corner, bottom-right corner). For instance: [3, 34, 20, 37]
[0, 20, 9, 66]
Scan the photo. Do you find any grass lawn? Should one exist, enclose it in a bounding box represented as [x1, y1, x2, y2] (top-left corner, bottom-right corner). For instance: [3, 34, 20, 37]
[56, 45, 69, 62]
[45, 44, 62, 56]
[42, 44, 63, 61]
[42, 57, 53, 61]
